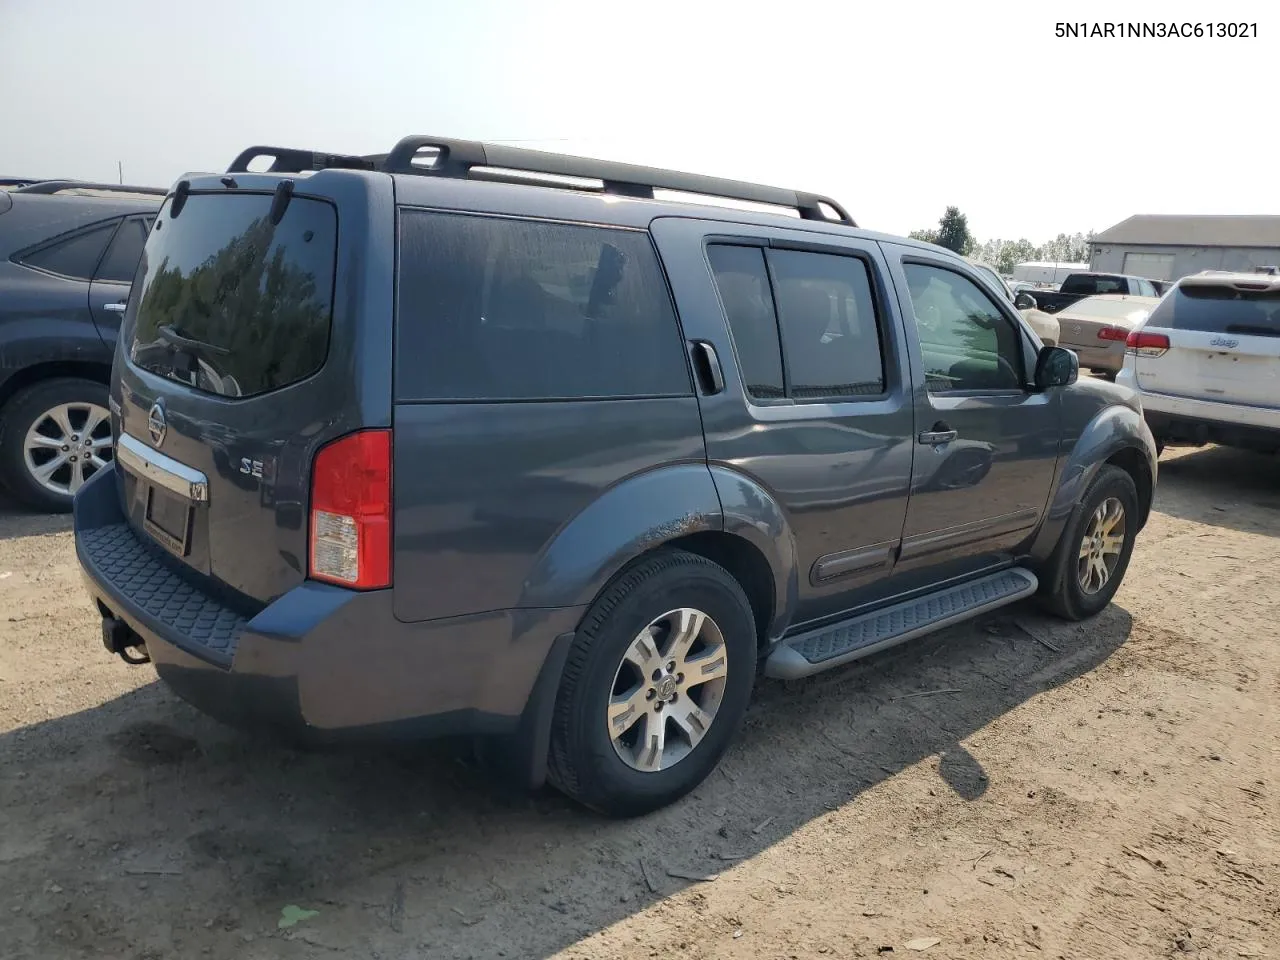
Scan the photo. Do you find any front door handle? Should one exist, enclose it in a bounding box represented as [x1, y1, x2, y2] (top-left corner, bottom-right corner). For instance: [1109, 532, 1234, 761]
[918, 423, 958, 446]
[103, 301, 127, 313]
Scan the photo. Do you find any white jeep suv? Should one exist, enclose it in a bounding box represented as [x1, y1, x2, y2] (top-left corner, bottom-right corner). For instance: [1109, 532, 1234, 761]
[1117, 271, 1280, 455]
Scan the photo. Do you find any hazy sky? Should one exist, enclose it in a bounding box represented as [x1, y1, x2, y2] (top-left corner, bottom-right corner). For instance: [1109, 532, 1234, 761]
[3, 0, 1275, 241]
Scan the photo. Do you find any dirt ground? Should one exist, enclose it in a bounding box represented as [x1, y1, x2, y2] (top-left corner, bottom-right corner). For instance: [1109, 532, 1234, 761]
[1, 445, 1278, 960]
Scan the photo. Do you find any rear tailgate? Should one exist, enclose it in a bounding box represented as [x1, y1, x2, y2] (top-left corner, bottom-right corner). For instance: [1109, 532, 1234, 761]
[112, 172, 393, 612]
[1134, 278, 1280, 407]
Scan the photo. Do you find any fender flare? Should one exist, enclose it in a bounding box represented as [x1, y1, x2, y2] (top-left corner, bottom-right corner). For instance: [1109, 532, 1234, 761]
[1029, 402, 1156, 569]
[512, 462, 799, 788]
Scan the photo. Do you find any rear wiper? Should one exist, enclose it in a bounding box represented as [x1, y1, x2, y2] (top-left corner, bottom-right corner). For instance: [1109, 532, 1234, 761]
[158, 324, 231, 357]
[1225, 324, 1280, 338]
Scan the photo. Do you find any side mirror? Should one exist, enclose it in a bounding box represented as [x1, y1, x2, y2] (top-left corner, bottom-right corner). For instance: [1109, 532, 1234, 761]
[1014, 291, 1038, 310]
[1034, 345, 1079, 389]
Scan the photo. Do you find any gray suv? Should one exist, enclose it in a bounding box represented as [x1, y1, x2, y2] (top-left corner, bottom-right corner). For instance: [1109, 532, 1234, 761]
[73, 136, 1157, 816]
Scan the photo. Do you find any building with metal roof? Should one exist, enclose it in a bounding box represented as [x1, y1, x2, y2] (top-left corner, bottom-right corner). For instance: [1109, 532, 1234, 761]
[1089, 215, 1280, 281]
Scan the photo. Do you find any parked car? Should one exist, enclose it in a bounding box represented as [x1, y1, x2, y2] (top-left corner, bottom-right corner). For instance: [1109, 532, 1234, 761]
[1149, 279, 1174, 297]
[1054, 295, 1162, 378]
[74, 136, 1157, 816]
[1117, 271, 1280, 455]
[0, 180, 164, 510]
[1025, 273, 1160, 315]
[967, 260, 1061, 345]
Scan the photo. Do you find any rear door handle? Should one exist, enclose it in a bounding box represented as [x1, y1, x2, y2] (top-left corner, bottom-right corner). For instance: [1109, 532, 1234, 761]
[690, 340, 725, 395]
[103, 301, 127, 313]
[918, 424, 957, 445]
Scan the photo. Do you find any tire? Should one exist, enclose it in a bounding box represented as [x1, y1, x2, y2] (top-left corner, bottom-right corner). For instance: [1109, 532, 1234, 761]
[547, 549, 757, 817]
[1039, 464, 1139, 621]
[0, 378, 113, 513]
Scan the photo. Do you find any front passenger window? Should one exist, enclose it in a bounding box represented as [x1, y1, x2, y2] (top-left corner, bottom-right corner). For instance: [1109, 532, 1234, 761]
[903, 263, 1023, 393]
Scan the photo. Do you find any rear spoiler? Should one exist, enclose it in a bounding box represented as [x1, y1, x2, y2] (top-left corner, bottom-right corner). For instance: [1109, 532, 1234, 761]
[226, 134, 855, 226]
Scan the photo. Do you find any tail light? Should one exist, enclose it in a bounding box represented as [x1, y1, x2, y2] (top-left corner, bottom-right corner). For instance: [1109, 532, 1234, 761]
[1097, 326, 1129, 342]
[309, 430, 392, 589]
[1125, 330, 1170, 358]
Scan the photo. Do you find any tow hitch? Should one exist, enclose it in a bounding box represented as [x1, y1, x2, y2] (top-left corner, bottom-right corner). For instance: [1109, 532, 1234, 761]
[102, 616, 150, 665]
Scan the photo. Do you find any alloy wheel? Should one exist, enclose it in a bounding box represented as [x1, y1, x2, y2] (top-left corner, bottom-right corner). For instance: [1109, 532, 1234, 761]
[22, 402, 113, 498]
[1077, 496, 1126, 595]
[606, 608, 729, 773]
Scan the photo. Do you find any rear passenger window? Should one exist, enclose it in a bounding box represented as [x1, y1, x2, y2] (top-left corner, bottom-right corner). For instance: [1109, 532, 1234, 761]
[397, 212, 691, 401]
[769, 249, 885, 398]
[707, 246, 785, 399]
[19, 222, 116, 280]
[708, 244, 886, 402]
[95, 217, 151, 283]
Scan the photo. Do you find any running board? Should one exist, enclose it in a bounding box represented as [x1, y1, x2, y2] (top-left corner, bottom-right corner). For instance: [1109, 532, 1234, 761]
[764, 567, 1039, 680]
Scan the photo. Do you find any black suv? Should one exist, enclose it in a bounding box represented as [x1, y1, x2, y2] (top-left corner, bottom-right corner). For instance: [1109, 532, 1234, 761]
[74, 137, 1157, 816]
[0, 180, 164, 510]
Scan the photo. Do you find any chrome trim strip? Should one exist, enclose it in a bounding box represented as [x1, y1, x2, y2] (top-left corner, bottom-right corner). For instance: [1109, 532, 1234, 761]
[898, 508, 1039, 561]
[116, 433, 209, 503]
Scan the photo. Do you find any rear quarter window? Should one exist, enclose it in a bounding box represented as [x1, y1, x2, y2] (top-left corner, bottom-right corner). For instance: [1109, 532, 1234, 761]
[18, 222, 117, 280]
[395, 211, 691, 401]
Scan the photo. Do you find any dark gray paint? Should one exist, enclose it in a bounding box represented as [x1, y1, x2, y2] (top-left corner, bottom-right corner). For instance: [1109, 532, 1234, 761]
[390, 398, 709, 623]
[0, 194, 159, 405]
[880, 243, 1062, 578]
[652, 217, 917, 627]
[73, 161, 1159, 782]
[111, 171, 396, 610]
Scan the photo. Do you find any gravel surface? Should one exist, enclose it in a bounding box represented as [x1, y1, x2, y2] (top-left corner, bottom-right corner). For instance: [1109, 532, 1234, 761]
[1, 445, 1277, 959]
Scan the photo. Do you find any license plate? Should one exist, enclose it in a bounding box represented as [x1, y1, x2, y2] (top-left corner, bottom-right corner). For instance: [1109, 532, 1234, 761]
[144, 485, 193, 557]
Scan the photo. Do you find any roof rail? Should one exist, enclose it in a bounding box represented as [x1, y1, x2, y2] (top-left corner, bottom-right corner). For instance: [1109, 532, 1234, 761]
[15, 180, 167, 197]
[226, 135, 855, 225]
[227, 146, 381, 174]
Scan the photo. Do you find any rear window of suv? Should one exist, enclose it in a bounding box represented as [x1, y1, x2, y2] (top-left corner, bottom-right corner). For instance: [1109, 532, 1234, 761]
[1150, 284, 1280, 337]
[396, 211, 691, 401]
[127, 192, 337, 398]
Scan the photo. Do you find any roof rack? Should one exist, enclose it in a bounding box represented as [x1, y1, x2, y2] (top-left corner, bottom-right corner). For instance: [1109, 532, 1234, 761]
[227, 135, 855, 225]
[15, 180, 167, 197]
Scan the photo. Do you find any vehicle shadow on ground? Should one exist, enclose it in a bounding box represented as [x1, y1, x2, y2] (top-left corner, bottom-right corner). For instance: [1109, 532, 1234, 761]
[1, 602, 1133, 959]
[0, 491, 70, 542]
[1153, 446, 1280, 536]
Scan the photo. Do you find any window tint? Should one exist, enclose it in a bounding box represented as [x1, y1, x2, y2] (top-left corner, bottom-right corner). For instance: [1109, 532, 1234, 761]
[96, 217, 151, 283]
[708, 245, 784, 399]
[129, 194, 336, 398]
[904, 263, 1024, 392]
[770, 249, 885, 398]
[397, 212, 690, 401]
[1137, 278, 1156, 298]
[20, 222, 116, 280]
[1150, 285, 1280, 337]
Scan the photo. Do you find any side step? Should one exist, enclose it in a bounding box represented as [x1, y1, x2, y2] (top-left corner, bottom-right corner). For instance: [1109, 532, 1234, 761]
[764, 567, 1039, 680]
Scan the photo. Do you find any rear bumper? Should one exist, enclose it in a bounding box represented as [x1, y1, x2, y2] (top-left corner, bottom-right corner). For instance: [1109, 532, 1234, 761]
[73, 464, 580, 742]
[1115, 372, 1280, 451]
[1143, 409, 1280, 452]
[1060, 341, 1123, 373]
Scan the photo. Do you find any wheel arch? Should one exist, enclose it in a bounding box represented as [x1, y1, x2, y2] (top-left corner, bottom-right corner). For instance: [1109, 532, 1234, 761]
[0, 360, 112, 414]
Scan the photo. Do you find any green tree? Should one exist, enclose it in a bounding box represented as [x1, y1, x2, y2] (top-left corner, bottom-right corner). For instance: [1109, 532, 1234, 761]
[907, 228, 938, 244]
[934, 206, 973, 255]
